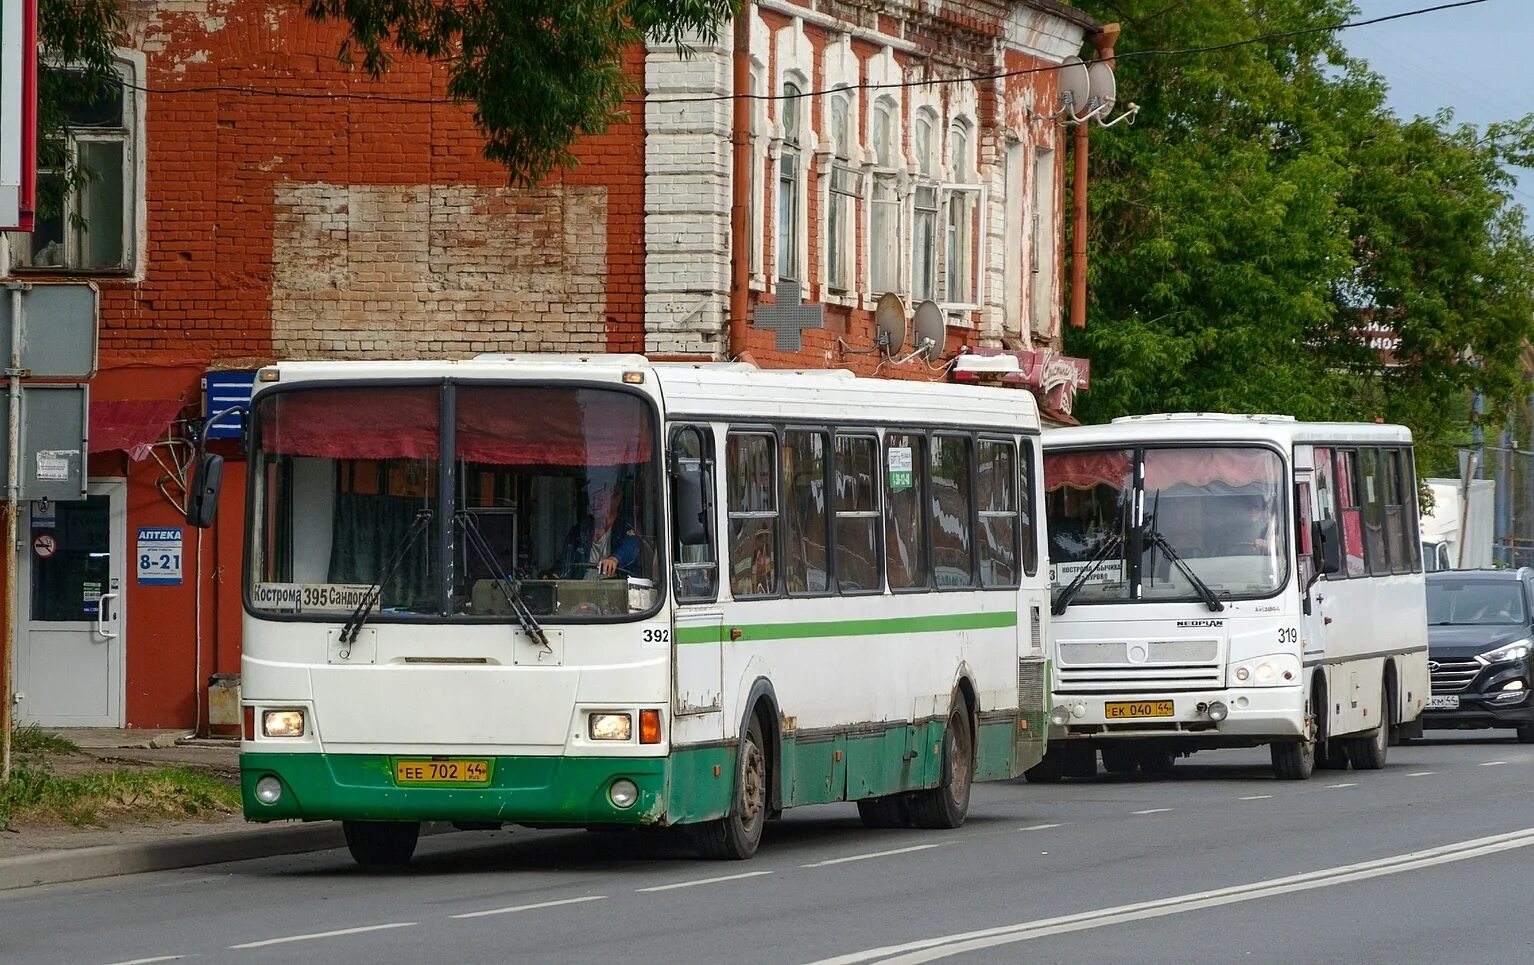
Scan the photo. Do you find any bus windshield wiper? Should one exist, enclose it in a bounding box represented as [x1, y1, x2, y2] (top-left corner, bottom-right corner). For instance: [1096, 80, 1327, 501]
[1052, 530, 1124, 616]
[455, 511, 551, 653]
[1144, 527, 1226, 612]
[339, 509, 433, 645]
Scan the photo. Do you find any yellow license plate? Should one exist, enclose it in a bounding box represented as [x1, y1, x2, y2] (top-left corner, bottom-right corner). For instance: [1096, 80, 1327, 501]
[394, 759, 492, 785]
[1104, 700, 1174, 720]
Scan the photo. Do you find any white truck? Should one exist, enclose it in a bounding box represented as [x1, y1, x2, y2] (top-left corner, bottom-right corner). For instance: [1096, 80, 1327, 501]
[1421, 477, 1493, 570]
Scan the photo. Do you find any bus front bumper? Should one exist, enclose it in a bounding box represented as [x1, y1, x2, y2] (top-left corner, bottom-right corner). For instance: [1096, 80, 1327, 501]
[1047, 687, 1306, 742]
[241, 752, 676, 826]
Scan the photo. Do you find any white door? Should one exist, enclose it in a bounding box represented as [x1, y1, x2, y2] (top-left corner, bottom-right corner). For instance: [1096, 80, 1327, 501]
[16, 480, 126, 727]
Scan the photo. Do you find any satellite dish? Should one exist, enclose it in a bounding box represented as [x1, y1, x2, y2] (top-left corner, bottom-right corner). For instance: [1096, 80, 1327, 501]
[1059, 56, 1091, 121]
[913, 299, 945, 352]
[874, 292, 907, 353]
[1086, 61, 1116, 118]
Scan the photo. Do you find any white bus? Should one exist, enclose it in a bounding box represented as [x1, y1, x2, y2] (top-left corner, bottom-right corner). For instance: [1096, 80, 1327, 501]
[207, 356, 1051, 864]
[1037, 414, 1429, 781]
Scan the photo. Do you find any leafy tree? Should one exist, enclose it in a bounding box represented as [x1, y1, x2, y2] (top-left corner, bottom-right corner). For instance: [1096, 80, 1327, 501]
[1067, 0, 1534, 462]
[34, 0, 126, 225]
[303, 0, 738, 186]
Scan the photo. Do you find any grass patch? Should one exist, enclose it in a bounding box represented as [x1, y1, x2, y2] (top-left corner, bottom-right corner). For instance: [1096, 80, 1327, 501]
[1, 762, 241, 831]
[11, 724, 79, 756]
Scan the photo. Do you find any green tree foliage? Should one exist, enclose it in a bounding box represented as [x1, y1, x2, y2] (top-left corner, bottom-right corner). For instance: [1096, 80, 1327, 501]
[34, 0, 126, 224]
[1068, 0, 1534, 459]
[303, 0, 738, 186]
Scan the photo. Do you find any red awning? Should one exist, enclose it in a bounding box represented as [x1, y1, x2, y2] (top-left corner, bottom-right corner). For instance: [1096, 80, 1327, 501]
[90, 400, 185, 461]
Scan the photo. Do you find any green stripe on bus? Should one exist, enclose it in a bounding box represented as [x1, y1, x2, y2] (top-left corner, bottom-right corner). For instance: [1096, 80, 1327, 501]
[674, 609, 1017, 645]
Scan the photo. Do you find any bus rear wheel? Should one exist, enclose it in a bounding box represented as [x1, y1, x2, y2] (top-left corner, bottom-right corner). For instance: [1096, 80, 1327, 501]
[1346, 684, 1390, 770]
[691, 715, 768, 860]
[342, 820, 420, 867]
[909, 706, 974, 830]
[1101, 746, 1137, 774]
[856, 794, 912, 828]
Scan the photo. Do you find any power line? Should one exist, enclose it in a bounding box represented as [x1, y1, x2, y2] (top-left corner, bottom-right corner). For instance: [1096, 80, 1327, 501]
[107, 0, 1488, 107]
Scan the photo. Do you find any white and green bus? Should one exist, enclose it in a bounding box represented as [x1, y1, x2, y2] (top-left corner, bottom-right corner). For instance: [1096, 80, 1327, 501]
[208, 356, 1051, 864]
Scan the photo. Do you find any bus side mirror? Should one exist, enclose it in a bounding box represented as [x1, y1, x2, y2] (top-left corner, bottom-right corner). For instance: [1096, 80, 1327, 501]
[186, 453, 224, 529]
[671, 458, 711, 546]
[1313, 518, 1341, 576]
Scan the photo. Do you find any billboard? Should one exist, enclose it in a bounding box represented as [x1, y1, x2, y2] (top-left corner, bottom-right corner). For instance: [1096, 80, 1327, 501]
[1, 0, 38, 232]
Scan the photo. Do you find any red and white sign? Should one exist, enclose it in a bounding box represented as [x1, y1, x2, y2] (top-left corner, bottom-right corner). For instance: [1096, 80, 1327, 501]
[1, 0, 39, 231]
[32, 532, 56, 558]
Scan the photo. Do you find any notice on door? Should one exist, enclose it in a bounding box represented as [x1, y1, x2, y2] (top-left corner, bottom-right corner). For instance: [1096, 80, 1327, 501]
[137, 527, 183, 585]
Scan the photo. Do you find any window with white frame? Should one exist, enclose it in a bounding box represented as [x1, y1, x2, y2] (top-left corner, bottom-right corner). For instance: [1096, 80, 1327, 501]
[748, 67, 766, 278]
[868, 97, 902, 295]
[777, 78, 805, 282]
[11, 62, 137, 272]
[826, 90, 858, 293]
[943, 118, 982, 307]
[911, 108, 939, 302]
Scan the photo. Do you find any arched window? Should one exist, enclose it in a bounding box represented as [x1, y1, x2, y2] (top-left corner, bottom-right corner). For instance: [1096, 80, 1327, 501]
[826, 90, 858, 292]
[869, 97, 902, 295]
[911, 108, 940, 301]
[777, 78, 805, 281]
[944, 118, 981, 306]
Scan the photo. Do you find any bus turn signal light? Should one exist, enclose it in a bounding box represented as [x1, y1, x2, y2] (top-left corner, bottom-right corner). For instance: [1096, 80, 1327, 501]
[640, 709, 662, 744]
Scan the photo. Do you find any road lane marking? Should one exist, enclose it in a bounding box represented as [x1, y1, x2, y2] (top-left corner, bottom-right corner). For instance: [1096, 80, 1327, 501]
[1481, 761, 1508, 767]
[802, 844, 944, 868]
[803, 827, 1534, 965]
[104, 958, 184, 965]
[1327, 783, 1357, 789]
[1408, 771, 1434, 777]
[637, 871, 773, 892]
[1017, 823, 1062, 831]
[229, 923, 415, 949]
[1238, 795, 1272, 801]
[451, 896, 606, 919]
[1131, 808, 1172, 815]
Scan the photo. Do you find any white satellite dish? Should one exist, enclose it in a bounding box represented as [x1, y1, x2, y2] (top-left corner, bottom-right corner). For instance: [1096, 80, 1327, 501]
[912, 299, 945, 353]
[1086, 60, 1117, 119]
[1059, 56, 1091, 121]
[874, 291, 907, 353]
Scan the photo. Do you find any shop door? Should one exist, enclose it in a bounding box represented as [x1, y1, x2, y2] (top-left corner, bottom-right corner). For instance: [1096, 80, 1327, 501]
[17, 481, 126, 727]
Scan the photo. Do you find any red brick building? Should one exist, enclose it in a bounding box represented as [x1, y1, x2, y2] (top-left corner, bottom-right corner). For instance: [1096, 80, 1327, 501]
[1, 0, 1103, 729]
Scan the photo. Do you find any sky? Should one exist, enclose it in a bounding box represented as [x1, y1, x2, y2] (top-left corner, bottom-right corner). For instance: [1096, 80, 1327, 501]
[1345, 0, 1533, 204]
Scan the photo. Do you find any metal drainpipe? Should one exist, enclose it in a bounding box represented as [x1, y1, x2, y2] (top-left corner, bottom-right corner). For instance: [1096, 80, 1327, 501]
[728, 7, 753, 359]
[1070, 26, 1119, 331]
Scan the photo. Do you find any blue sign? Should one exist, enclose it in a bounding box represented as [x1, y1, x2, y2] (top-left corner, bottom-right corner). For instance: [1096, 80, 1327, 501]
[203, 371, 255, 439]
[137, 526, 184, 585]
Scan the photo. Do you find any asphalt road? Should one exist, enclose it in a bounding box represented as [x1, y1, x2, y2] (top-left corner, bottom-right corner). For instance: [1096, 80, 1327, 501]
[7, 734, 1534, 965]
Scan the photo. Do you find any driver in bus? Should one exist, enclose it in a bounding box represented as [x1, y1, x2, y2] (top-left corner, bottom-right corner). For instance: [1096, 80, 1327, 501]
[1231, 495, 1273, 554]
[558, 480, 640, 578]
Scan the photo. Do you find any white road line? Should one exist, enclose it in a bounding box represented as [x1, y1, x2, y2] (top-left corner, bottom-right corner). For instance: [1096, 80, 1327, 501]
[1132, 808, 1172, 815]
[451, 895, 606, 919]
[103, 957, 184, 965]
[1481, 761, 1508, 767]
[1017, 823, 1062, 831]
[229, 922, 416, 950]
[801, 844, 945, 868]
[805, 826, 1534, 965]
[1408, 771, 1435, 777]
[1238, 795, 1273, 801]
[637, 871, 773, 892]
[1327, 783, 1357, 789]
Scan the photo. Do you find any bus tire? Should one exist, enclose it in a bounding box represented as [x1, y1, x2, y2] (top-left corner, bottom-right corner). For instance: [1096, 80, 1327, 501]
[909, 706, 974, 829]
[1270, 739, 1314, 780]
[691, 714, 769, 860]
[1316, 739, 1350, 770]
[1101, 746, 1138, 774]
[1136, 750, 1175, 775]
[1346, 685, 1390, 770]
[342, 820, 420, 867]
[856, 794, 912, 829]
[1023, 747, 1065, 784]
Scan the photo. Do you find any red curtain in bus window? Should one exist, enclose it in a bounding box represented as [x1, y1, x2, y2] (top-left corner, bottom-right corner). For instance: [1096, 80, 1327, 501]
[454, 386, 653, 467]
[1142, 448, 1279, 489]
[261, 387, 439, 460]
[1335, 450, 1367, 577]
[1044, 450, 1132, 492]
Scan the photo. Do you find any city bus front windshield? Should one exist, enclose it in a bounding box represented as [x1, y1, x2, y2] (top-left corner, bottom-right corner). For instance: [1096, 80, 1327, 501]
[1045, 446, 1288, 606]
[247, 383, 660, 622]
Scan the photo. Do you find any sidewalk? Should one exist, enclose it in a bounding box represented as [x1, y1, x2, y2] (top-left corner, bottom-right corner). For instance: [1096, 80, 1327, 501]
[1, 728, 350, 891]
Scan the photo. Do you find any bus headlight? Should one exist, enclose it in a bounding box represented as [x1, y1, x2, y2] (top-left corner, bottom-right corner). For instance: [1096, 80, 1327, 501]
[255, 775, 284, 805]
[1207, 701, 1230, 722]
[262, 709, 306, 738]
[1049, 705, 1071, 726]
[589, 713, 633, 741]
[609, 779, 639, 808]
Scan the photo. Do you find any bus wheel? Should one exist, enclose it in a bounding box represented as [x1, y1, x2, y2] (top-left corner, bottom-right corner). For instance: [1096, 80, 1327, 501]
[910, 706, 974, 829]
[691, 715, 768, 860]
[1101, 747, 1138, 774]
[1023, 747, 1065, 784]
[1136, 750, 1175, 775]
[1346, 685, 1390, 770]
[1270, 739, 1315, 780]
[342, 820, 420, 867]
[856, 794, 912, 829]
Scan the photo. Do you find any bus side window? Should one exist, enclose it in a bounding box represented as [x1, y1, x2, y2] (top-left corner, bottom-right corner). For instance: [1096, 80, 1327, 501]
[1020, 439, 1038, 577]
[783, 430, 830, 595]
[1296, 479, 1314, 587]
[1383, 448, 1411, 575]
[977, 439, 1019, 587]
[885, 432, 929, 590]
[1360, 449, 1389, 577]
[670, 425, 718, 602]
[834, 435, 882, 594]
[931, 434, 976, 588]
[1334, 449, 1367, 578]
[726, 432, 780, 598]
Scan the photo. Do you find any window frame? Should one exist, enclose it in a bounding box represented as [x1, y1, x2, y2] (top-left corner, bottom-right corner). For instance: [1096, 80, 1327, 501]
[781, 426, 833, 598]
[832, 432, 886, 596]
[976, 436, 1022, 589]
[910, 108, 940, 303]
[940, 117, 984, 310]
[930, 432, 978, 590]
[669, 423, 720, 604]
[725, 428, 784, 601]
[776, 75, 808, 283]
[867, 96, 903, 296]
[884, 429, 933, 593]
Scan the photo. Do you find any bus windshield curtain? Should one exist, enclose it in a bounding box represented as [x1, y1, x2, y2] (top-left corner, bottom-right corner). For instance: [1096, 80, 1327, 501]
[454, 387, 652, 467]
[1044, 450, 1132, 492]
[262, 388, 440, 460]
[1143, 448, 1278, 490]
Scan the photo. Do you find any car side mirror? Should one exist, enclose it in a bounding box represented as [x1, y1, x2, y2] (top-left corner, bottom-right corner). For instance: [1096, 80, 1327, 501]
[1313, 518, 1341, 576]
[186, 452, 224, 529]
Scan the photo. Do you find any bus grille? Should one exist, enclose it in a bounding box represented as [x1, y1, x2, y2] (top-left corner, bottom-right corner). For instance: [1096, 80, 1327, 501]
[1430, 659, 1480, 694]
[1056, 665, 1224, 693]
[1018, 657, 1048, 734]
[1030, 606, 1042, 651]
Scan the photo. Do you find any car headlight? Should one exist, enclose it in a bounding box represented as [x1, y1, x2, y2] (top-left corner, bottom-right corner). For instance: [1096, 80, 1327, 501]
[588, 713, 633, 741]
[1479, 640, 1532, 664]
[262, 709, 306, 738]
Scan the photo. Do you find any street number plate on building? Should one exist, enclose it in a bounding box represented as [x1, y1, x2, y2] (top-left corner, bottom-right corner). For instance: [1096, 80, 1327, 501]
[394, 759, 493, 785]
[1425, 695, 1459, 711]
[1104, 700, 1174, 719]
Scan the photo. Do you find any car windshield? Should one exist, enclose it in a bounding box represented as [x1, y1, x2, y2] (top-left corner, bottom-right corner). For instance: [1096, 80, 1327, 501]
[1427, 580, 1527, 626]
[247, 383, 660, 621]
